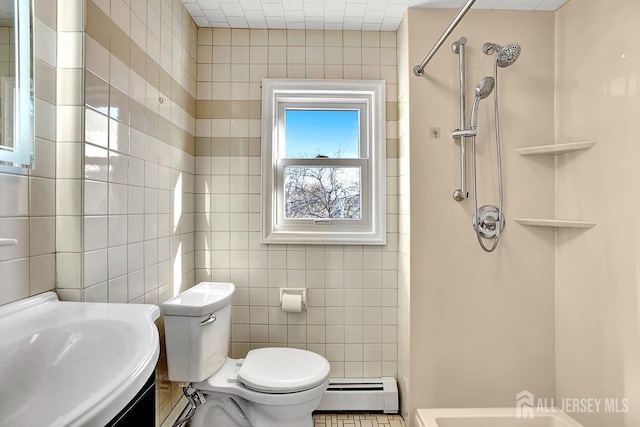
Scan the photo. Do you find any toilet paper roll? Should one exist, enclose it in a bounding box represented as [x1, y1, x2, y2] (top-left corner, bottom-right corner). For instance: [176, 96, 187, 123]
[281, 293, 303, 312]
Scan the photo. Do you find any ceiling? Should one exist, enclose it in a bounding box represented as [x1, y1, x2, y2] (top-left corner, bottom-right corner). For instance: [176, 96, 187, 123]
[181, 0, 569, 31]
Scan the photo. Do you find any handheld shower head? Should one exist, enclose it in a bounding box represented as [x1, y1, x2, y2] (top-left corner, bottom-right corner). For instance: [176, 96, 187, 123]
[475, 76, 495, 99]
[470, 77, 494, 128]
[482, 42, 521, 68]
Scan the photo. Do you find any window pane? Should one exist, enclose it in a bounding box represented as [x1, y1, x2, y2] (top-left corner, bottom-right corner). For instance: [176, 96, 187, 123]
[284, 166, 361, 219]
[284, 109, 359, 158]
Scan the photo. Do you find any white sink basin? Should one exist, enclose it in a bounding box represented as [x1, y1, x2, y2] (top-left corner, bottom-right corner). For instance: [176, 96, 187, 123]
[0, 292, 160, 427]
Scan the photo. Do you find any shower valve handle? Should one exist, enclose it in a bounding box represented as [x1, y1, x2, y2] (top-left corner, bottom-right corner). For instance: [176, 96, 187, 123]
[483, 217, 496, 229]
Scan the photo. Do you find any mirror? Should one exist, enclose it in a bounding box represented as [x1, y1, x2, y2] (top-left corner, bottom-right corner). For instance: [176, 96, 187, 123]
[0, 0, 34, 168]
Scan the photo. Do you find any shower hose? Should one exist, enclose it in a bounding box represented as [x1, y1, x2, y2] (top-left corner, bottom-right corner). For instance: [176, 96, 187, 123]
[472, 57, 504, 253]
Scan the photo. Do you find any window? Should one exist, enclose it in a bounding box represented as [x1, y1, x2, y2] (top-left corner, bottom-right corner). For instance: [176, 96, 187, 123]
[261, 79, 386, 245]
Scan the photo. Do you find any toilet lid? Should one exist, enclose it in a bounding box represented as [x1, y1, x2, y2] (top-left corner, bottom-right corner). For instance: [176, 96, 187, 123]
[237, 348, 330, 393]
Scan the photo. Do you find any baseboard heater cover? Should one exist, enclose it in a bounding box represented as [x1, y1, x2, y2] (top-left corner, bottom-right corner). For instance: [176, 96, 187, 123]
[315, 377, 399, 414]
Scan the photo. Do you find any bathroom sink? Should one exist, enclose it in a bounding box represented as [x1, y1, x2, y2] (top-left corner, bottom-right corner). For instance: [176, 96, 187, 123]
[0, 292, 160, 427]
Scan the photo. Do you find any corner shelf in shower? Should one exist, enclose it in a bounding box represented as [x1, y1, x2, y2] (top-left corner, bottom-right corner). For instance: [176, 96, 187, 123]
[514, 218, 596, 229]
[513, 140, 597, 230]
[514, 140, 596, 156]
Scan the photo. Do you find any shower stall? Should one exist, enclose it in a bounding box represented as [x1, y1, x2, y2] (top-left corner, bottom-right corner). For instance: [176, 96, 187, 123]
[399, 3, 626, 426]
[400, 5, 558, 421]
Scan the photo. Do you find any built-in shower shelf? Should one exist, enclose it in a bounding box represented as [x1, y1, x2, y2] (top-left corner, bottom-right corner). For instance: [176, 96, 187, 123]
[514, 218, 597, 229]
[514, 141, 596, 156]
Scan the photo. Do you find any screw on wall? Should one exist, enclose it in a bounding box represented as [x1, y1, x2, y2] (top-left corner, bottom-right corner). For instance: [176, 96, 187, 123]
[430, 127, 441, 138]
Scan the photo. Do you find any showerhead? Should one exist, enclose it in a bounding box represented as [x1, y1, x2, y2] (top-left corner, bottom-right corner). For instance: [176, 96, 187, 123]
[496, 43, 521, 67]
[475, 76, 495, 99]
[470, 76, 494, 128]
[482, 42, 521, 68]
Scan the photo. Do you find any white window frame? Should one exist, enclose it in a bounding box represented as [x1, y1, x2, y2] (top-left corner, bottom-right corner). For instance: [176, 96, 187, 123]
[261, 79, 386, 245]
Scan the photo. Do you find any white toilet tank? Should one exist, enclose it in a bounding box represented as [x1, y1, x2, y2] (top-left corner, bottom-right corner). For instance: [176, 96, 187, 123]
[161, 282, 235, 383]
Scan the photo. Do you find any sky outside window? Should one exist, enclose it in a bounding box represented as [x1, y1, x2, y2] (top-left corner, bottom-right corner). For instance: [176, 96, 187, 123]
[284, 109, 359, 158]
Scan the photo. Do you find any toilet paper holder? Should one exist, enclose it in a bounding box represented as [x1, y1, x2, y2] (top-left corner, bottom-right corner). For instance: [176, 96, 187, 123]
[279, 288, 307, 309]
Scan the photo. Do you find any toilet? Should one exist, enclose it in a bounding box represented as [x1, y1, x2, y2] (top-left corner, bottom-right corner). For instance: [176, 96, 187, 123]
[161, 282, 330, 427]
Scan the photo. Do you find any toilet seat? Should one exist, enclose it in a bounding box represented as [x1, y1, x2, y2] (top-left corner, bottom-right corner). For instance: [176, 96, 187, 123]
[193, 357, 329, 406]
[238, 348, 330, 393]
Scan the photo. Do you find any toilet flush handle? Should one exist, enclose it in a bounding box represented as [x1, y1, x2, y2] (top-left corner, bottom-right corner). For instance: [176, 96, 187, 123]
[200, 313, 216, 326]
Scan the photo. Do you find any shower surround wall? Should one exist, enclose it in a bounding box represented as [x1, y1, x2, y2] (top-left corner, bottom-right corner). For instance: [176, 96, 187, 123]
[194, 28, 400, 378]
[555, 0, 640, 426]
[0, 0, 57, 305]
[52, 0, 198, 424]
[401, 8, 556, 422]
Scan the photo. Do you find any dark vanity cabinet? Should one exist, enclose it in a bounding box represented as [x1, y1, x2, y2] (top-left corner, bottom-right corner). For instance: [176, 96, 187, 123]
[105, 372, 156, 427]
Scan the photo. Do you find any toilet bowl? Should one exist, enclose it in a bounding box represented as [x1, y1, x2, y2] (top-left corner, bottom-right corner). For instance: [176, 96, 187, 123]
[190, 355, 329, 427]
[161, 282, 330, 427]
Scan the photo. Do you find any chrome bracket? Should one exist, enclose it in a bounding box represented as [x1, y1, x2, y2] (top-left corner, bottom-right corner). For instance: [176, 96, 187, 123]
[452, 128, 477, 139]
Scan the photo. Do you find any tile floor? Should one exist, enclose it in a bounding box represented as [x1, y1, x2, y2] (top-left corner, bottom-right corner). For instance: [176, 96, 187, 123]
[313, 412, 406, 427]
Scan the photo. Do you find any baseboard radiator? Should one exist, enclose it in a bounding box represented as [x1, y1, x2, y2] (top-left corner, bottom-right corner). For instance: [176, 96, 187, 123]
[315, 377, 399, 414]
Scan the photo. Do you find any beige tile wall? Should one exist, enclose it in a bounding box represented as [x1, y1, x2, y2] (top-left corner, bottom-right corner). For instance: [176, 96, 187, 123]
[52, 0, 198, 424]
[194, 28, 400, 378]
[396, 16, 410, 421]
[55, 0, 85, 301]
[0, 0, 57, 305]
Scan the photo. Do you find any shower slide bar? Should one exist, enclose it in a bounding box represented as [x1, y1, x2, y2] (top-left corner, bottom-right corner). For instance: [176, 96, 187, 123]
[413, 0, 476, 76]
[452, 37, 468, 201]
